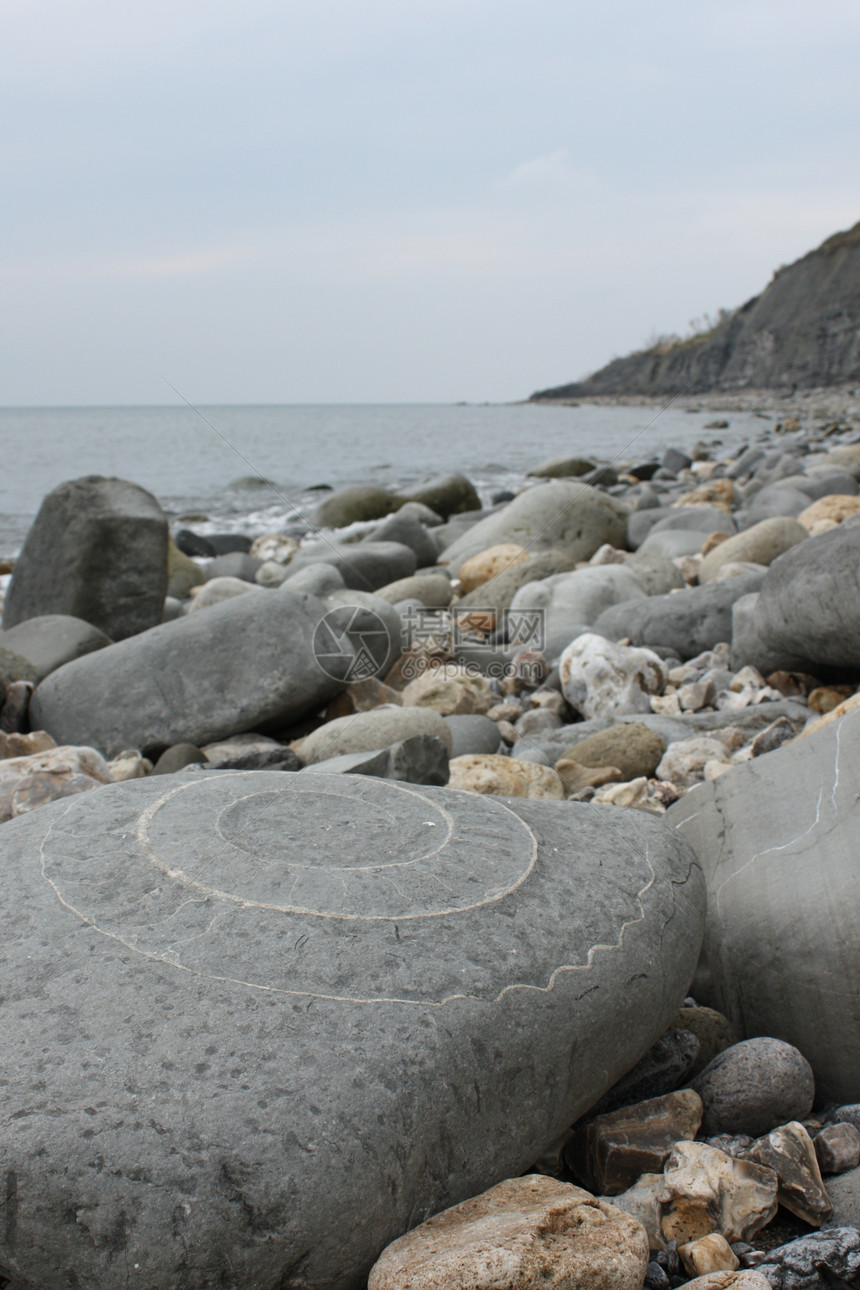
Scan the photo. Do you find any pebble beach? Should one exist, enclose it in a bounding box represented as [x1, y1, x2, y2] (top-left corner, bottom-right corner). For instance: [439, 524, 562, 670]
[1, 386, 860, 1288]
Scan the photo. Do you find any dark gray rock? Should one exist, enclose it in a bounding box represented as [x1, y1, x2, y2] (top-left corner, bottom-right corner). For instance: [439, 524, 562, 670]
[823, 1167, 860, 1228]
[753, 524, 860, 668]
[592, 570, 765, 660]
[748, 1228, 860, 1290]
[0, 680, 33, 733]
[0, 645, 39, 689]
[439, 482, 628, 574]
[0, 614, 112, 682]
[586, 1027, 701, 1118]
[152, 743, 207, 774]
[29, 588, 343, 759]
[2, 476, 168, 640]
[0, 771, 704, 1287]
[691, 1038, 815, 1137]
[443, 714, 504, 757]
[285, 541, 417, 592]
[205, 533, 254, 555]
[662, 447, 692, 474]
[399, 472, 481, 518]
[671, 710, 860, 1103]
[204, 552, 263, 582]
[299, 734, 449, 785]
[793, 468, 858, 500]
[315, 486, 402, 528]
[174, 528, 217, 558]
[369, 512, 439, 566]
[731, 592, 813, 673]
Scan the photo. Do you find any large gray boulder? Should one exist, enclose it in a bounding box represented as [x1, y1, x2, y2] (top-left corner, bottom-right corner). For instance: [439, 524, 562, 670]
[439, 482, 627, 574]
[0, 615, 112, 681]
[671, 709, 860, 1104]
[0, 771, 704, 1287]
[29, 588, 343, 757]
[2, 476, 168, 640]
[284, 541, 416, 592]
[752, 524, 860, 669]
[593, 570, 765, 660]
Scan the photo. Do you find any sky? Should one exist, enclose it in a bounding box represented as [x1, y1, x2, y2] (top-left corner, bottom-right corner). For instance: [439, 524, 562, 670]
[3, 0, 860, 406]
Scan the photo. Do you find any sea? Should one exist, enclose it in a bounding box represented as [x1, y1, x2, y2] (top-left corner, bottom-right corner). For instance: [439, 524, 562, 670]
[0, 401, 770, 555]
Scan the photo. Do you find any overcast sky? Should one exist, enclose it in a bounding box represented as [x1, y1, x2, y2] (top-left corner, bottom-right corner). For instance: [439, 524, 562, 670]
[3, 0, 859, 406]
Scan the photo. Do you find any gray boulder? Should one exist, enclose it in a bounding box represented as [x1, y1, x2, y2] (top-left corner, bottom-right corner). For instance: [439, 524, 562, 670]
[692, 1038, 815, 1137]
[321, 589, 403, 680]
[284, 541, 416, 592]
[283, 562, 346, 596]
[29, 588, 343, 758]
[444, 714, 504, 757]
[298, 706, 452, 764]
[0, 614, 112, 682]
[399, 472, 481, 518]
[439, 482, 627, 574]
[315, 486, 402, 528]
[369, 512, 439, 566]
[0, 771, 704, 1287]
[671, 708, 860, 1103]
[592, 570, 765, 660]
[626, 546, 685, 595]
[510, 565, 647, 660]
[2, 476, 168, 640]
[743, 482, 811, 524]
[793, 467, 858, 500]
[298, 733, 450, 785]
[752, 524, 860, 669]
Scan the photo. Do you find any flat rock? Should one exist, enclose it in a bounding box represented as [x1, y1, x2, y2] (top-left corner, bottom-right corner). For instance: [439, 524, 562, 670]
[671, 711, 860, 1103]
[368, 1175, 650, 1290]
[30, 589, 342, 759]
[0, 771, 704, 1287]
[298, 734, 450, 786]
[587, 1089, 704, 1195]
[593, 572, 765, 661]
[0, 614, 113, 681]
[298, 705, 453, 763]
[752, 524, 860, 668]
[2, 476, 168, 640]
[285, 541, 417, 592]
[448, 754, 566, 798]
[439, 482, 627, 574]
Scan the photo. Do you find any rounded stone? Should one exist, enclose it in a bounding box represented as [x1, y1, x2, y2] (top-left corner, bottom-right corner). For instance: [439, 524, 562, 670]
[692, 1038, 815, 1137]
[698, 518, 808, 584]
[558, 723, 666, 781]
[0, 771, 704, 1288]
[672, 1006, 740, 1077]
[315, 486, 402, 528]
[458, 543, 530, 594]
[448, 754, 566, 799]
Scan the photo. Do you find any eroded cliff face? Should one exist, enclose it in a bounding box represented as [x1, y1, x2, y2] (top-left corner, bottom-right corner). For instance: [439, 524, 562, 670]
[531, 222, 860, 400]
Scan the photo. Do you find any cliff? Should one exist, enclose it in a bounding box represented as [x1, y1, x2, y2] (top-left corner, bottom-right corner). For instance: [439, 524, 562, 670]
[531, 221, 860, 399]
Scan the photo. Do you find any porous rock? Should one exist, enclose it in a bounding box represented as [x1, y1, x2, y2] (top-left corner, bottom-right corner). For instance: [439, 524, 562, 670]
[560, 633, 667, 719]
[401, 665, 494, 716]
[692, 1040, 815, 1138]
[448, 754, 566, 799]
[671, 711, 860, 1102]
[747, 1227, 860, 1290]
[30, 589, 343, 759]
[558, 723, 666, 781]
[2, 476, 168, 640]
[367, 1175, 650, 1290]
[0, 744, 114, 822]
[0, 771, 704, 1286]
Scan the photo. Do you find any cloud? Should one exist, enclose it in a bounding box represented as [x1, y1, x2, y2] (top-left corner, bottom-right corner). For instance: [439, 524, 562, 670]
[500, 149, 598, 192]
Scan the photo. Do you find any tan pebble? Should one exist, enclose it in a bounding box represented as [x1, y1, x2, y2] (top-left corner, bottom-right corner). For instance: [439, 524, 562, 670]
[679, 1233, 740, 1277]
[458, 543, 530, 594]
[701, 531, 730, 557]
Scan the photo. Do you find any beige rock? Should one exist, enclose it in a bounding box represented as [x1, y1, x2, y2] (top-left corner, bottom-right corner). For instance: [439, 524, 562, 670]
[587, 1089, 703, 1195]
[698, 518, 807, 584]
[797, 494, 860, 531]
[299, 705, 453, 763]
[486, 699, 525, 723]
[815, 1123, 860, 1174]
[589, 543, 627, 565]
[375, 574, 453, 607]
[401, 664, 494, 715]
[682, 1274, 773, 1290]
[808, 517, 840, 537]
[326, 676, 403, 719]
[0, 745, 114, 822]
[807, 685, 854, 714]
[368, 1175, 650, 1290]
[108, 750, 151, 780]
[678, 680, 716, 711]
[0, 730, 56, 759]
[609, 1140, 778, 1250]
[554, 758, 624, 793]
[741, 1121, 832, 1225]
[188, 575, 261, 611]
[592, 777, 650, 809]
[675, 480, 735, 512]
[680, 1234, 740, 1277]
[249, 533, 299, 564]
[448, 754, 566, 799]
[556, 723, 666, 781]
[799, 691, 860, 737]
[254, 560, 290, 587]
[651, 692, 683, 716]
[701, 531, 730, 557]
[458, 543, 530, 594]
[656, 737, 731, 787]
